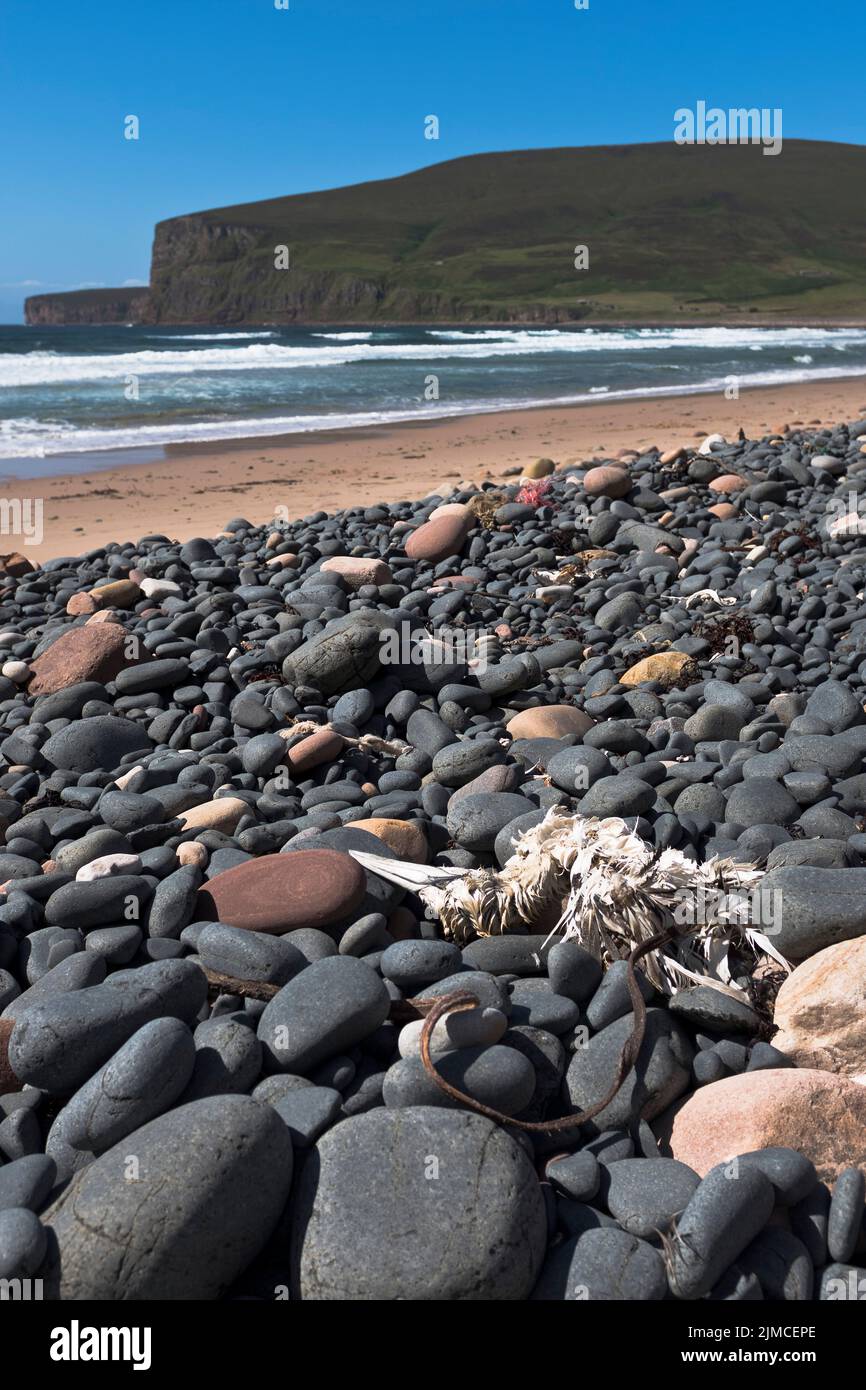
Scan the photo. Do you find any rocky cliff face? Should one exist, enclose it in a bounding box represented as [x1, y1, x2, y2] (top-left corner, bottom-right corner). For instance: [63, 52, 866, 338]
[139, 213, 589, 323]
[24, 287, 150, 326]
[140, 215, 388, 323]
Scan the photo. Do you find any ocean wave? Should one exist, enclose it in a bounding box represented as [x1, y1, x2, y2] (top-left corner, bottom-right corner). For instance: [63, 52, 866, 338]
[427, 329, 554, 340]
[312, 331, 374, 340]
[144, 331, 280, 341]
[6, 326, 866, 387]
[3, 361, 866, 463]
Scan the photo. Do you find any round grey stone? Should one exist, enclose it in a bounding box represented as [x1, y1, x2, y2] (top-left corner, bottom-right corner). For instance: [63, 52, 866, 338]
[49, 1016, 195, 1159]
[8, 958, 207, 1094]
[828, 1166, 866, 1264]
[3, 951, 107, 1023]
[43, 874, 153, 932]
[502, 1025, 567, 1119]
[42, 1095, 293, 1299]
[546, 745, 611, 794]
[805, 680, 865, 731]
[564, 1007, 693, 1134]
[461, 934, 553, 977]
[547, 940, 603, 1004]
[508, 979, 580, 1034]
[684, 704, 746, 741]
[177, 1016, 260, 1102]
[41, 716, 152, 774]
[668, 985, 760, 1035]
[446, 792, 532, 852]
[0, 1206, 46, 1278]
[431, 739, 507, 788]
[417, 970, 510, 1014]
[283, 611, 395, 695]
[762, 866, 866, 958]
[270, 1085, 342, 1148]
[338, 913, 392, 957]
[0, 1154, 57, 1214]
[600, 1156, 700, 1238]
[198, 921, 308, 985]
[283, 928, 338, 963]
[288, 1107, 546, 1299]
[379, 939, 462, 989]
[586, 959, 656, 1031]
[257, 955, 390, 1074]
[533, 1227, 666, 1300]
[737, 1147, 818, 1206]
[241, 733, 288, 778]
[546, 1150, 601, 1202]
[738, 1226, 814, 1301]
[382, 1043, 536, 1115]
[54, 827, 132, 875]
[667, 1164, 776, 1299]
[578, 776, 655, 819]
[725, 778, 800, 828]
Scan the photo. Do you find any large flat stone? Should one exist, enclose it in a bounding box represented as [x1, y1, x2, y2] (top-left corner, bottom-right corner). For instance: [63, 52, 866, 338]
[195, 849, 366, 934]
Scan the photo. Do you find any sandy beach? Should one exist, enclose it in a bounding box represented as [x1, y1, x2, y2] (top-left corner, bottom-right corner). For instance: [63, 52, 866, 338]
[3, 376, 866, 563]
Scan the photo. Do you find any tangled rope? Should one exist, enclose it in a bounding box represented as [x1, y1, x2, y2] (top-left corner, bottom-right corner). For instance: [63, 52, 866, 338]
[417, 922, 678, 1132]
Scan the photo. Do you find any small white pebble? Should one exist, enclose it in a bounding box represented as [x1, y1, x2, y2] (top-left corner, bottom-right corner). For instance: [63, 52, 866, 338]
[1, 660, 29, 683]
[76, 853, 142, 882]
[139, 577, 182, 600]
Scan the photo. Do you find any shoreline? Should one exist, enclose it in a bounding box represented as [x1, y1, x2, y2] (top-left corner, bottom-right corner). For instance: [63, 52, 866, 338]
[3, 375, 866, 563]
[17, 315, 866, 331]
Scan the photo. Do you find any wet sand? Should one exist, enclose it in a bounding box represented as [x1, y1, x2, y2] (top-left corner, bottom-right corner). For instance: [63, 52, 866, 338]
[3, 377, 866, 562]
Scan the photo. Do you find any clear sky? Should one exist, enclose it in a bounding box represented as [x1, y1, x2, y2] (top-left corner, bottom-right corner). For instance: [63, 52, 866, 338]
[1, 0, 863, 323]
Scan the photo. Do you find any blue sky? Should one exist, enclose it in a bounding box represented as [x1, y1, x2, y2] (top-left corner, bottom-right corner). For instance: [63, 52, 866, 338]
[1, 0, 863, 323]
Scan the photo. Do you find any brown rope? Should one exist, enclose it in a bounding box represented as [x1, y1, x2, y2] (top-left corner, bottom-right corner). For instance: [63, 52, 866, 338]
[417, 924, 678, 1132]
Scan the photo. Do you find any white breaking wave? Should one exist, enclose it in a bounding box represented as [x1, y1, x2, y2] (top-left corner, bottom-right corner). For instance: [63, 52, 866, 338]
[144, 331, 279, 341]
[312, 331, 374, 340]
[6, 326, 866, 388]
[428, 328, 555, 340]
[3, 361, 866, 464]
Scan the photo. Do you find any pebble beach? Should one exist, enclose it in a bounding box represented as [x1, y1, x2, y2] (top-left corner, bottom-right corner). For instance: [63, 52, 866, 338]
[0, 406, 865, 1303]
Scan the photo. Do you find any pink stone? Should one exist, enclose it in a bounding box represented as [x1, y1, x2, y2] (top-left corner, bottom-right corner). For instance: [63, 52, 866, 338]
[506, 705, 595, 739]
[405, 506, 473, 564]
[285, 727, 345, 774]
[28, 625, 139, 697]
[583, 465, 631, 499]
[656, 1068, 866, 1185]
[320, 555, 393, 589]
[708, 473, 746, 494]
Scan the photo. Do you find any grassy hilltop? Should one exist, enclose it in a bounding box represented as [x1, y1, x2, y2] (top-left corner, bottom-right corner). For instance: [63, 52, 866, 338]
[26, 140, 866, 325]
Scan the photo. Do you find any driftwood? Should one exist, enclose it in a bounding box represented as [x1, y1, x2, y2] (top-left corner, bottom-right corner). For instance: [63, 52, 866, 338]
[204, 965, 442, 1023]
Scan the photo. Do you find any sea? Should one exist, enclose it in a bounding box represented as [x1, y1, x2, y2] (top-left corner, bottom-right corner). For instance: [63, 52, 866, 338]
[2, 322, 866, 475]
